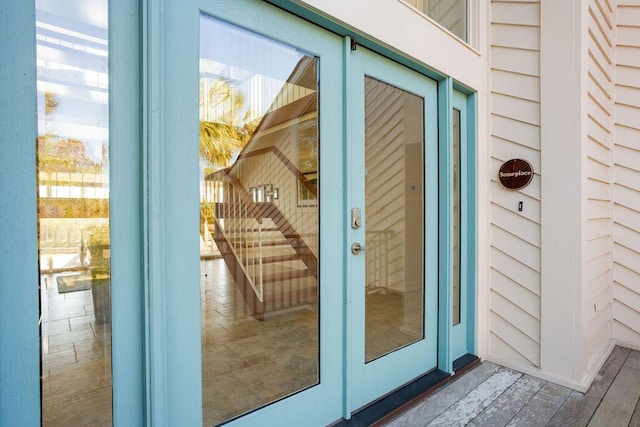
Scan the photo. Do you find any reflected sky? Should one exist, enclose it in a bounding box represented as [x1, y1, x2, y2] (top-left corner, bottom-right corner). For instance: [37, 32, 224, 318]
[36, 0, 108, 163]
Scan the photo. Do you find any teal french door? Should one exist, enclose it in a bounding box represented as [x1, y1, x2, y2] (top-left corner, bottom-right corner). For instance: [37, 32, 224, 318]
[155, 0, 345, 425]
[156, 0, 443, 423]
[346, 45, 439, 412]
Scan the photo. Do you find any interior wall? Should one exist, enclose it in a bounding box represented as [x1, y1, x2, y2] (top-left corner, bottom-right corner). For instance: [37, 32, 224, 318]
[489, 0, 542, 369]
[613, 0, 640, 349]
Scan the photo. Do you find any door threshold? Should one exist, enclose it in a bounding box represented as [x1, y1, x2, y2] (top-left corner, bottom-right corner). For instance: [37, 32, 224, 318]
[332, 355, 480, 426]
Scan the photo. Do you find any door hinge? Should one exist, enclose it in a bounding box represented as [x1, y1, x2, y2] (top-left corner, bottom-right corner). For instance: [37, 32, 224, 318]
[350, 38, 357, 51]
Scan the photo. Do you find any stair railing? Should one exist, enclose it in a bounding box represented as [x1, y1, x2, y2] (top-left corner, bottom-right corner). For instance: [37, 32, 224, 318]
[365, 230, 394, 293]
[213, 179, 265, 301]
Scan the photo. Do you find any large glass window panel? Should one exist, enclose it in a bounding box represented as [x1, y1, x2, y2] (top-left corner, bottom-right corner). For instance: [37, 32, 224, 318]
[199, 15, 319, 426]
[404, 0, 467, 41]
[364, 77, 424, 362]
[36, 0, 112, 425]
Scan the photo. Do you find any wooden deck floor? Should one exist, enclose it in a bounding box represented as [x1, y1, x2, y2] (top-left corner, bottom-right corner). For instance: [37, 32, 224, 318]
[379, 346, 640, 427]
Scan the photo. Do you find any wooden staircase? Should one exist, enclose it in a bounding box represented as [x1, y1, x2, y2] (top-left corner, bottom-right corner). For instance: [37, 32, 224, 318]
[213, 175, 317, 320]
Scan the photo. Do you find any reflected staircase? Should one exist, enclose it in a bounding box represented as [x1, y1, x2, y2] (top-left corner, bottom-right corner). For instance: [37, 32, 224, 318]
[213, 170, 317, 320]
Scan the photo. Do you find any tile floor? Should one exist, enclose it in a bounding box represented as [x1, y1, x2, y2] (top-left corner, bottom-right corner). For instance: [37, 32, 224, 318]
[39, 257, 420, 426]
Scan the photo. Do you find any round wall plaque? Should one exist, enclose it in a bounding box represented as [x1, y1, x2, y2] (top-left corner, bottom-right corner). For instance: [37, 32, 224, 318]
[498, 159, 534, 190]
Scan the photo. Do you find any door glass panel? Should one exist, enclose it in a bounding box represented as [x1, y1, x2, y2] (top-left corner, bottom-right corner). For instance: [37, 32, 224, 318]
[364, 77, 424, 362]
[36, 0, 112, 425]
[452, 108, 461, 325]
[199, 15, 319, 426]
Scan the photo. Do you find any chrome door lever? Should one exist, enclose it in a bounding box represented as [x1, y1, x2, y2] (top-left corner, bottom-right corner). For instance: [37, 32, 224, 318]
[351, 242, 365, 255]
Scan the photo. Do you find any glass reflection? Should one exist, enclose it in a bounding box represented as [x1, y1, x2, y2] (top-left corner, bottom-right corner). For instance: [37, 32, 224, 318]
[36, 0, 112, 425]
[404, 0, 467, 41]
[364, 77, 425, 362]
[452, 108, 461, 326]
[199, 15, 319, 426]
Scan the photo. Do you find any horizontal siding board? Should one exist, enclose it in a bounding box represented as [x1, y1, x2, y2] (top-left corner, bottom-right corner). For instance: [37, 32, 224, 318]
[492, 46, 540, 76]
[614, 282, 640, 314]
[614, 261, 640, 287]
[585, 271, 612, 303]
[588, 116, 612, 148]
[589, 6, 614, 53]
[615, 65, 640, 89]
[616, 26, 640, 46]
[490, 332, 536, 367]
[491, 290, 540, 342]
[614, 185, 640, 212]
[586, 235, 612, 260]
[491, 2, 540, 26]
[617, 6, 640, 26]
[585, 253, 612, 283]
[588, 76, 613, 116]
[614, 144, 640, 170]
[613, 203, 640, 229]
[614, 136, 640, 156]
[617, 46, 640, 67]
[490, 180, 541, 222]
[587, 178, 611, 201]
[587, 135, 612, 165]
[615, 243, 640, 274]
[492, 93, 541, 125]
[491, 247, 541, 296]
[615, 103, 640, 128]
[492, 23, 540, 50]
[492, 70, 540, 102]
[590, 199, 611, 219]
[490, 312, 540, 366]
[491, 203, 541, 247]
[491, 225, 541, 271]
[492, 114, 541, 149]
[492, 136, 541, 170]
[613, 223, 640, 253]
[588, 105, 612, 142]
[614, 321, 640, 345]
[614, 165, 640, 189]
[585, 218, 613, 241]
[583, 251, 612, 282]
[491, 269, 541, 320]
[614, 300, 640, 334]
[587, 157, 611, 183]
[589, 35, 613, 78]
[615, 85, 640, 108]
[588, 45, 613, 87]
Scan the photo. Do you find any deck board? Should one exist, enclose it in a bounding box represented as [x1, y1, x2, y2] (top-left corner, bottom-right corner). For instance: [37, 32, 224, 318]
[630, 399, 640, 427]
[428, 368, 522, 426]
[385, 362, 501, 426]
[589, 350, 640, 427]
[381, 347, 640, 427]
[547, 346, 630, 427]
[506, 381, 571, 426]
[468, 374, 546, 426]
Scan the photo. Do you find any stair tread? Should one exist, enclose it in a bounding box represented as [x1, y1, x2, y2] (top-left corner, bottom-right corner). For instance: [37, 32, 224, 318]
[250, 253, 313, 264]
[261, 268, 314, 284]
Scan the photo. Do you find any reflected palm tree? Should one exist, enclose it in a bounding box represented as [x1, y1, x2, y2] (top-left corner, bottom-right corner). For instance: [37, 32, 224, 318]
[199, 78, 255, 169]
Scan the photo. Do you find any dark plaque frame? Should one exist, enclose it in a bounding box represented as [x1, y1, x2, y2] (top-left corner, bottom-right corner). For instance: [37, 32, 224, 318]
[498, 159, 534, 190]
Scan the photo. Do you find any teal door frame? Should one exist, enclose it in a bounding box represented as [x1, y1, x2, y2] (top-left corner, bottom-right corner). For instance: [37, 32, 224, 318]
[0, 1, 144, 426]
[0, 1, 477, 425]
[438, 80, 477, 372]
[147, 0, 346, 425]
[0, 3, 40, 425]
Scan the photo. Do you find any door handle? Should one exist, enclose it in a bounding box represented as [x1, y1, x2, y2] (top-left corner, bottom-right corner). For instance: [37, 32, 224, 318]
[351, 242, 366, 255]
